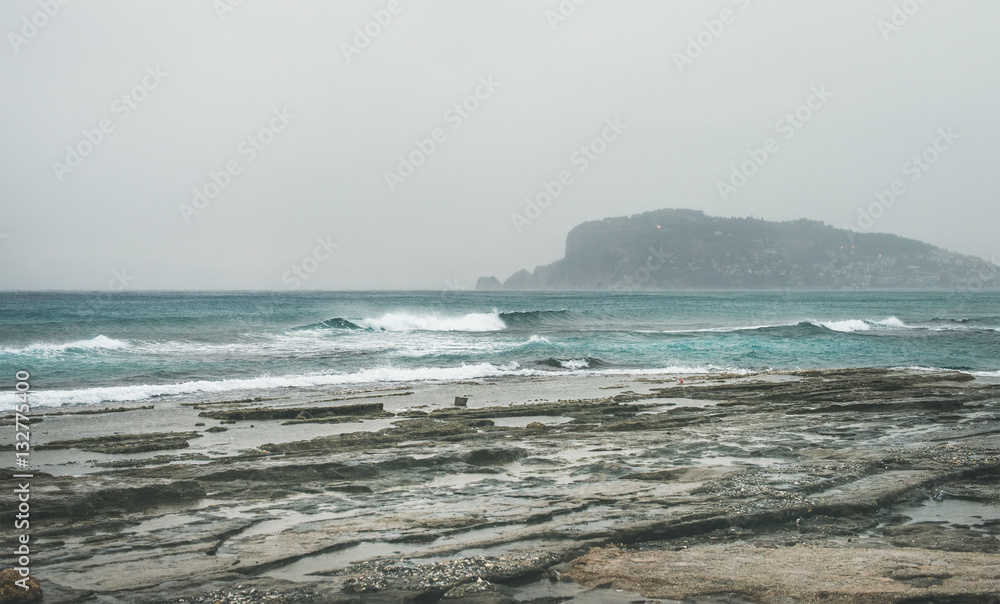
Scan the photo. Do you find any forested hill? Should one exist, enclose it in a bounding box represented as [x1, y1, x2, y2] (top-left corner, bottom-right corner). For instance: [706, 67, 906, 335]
[477, 209, 1000, 290]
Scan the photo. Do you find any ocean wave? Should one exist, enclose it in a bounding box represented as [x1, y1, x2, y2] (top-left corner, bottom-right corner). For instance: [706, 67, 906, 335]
[0, 361, 754, 409]
[536, 356, 611, 370]
[922, 318, 1000, 332]
[873, 316, 907, 328]
[291, 317, 364, 331]
[893, 365, 1000, 378]
[0, 362, 533, 408]
[936, 326, 1000, 332]
[386, 333, 559, 359]
[815, 319, 873, 333]
[660, 323, 797, 334]
[812, 316, 1000, 333]
[321, 318, 363, 330]
[507, 334, 557, 348]
[297, 310, 586, 333]
[498, 310, 578, 328]
[1, 335, 129, 355]
[928, 317, 1000, 326]
[356, 311, 507, 332]
[594, 365, 753, 376]
[656, 316, 999, 336]
[813, 317, 907, 333]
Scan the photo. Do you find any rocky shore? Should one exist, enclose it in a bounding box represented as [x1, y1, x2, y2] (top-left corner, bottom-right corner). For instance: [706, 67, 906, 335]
[3, 369, 998, 603]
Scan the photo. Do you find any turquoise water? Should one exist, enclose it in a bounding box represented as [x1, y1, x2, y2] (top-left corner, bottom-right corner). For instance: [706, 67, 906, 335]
[1, 290, 997, 408]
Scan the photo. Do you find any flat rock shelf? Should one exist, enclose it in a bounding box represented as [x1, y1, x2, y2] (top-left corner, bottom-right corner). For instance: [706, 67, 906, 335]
[5, 368, 999, 604]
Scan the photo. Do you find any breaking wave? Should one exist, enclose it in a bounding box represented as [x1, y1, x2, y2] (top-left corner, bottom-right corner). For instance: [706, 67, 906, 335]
[814, 317, 907, 333]
[497, 310, 580, 328]
[0, 362, 532, 408]
[1, 335, 129, 355]
[0, 361, 743, 409]
[307, 312, 507, 332]
[309, 310, 585, 333]
[536, 356, 612, 370]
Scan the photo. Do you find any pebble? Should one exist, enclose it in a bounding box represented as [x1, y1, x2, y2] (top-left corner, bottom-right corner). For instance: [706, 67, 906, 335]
[340, 552, 561, 593]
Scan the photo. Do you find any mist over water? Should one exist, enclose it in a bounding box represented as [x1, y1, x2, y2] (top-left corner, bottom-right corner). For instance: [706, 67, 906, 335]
[1, 290, 997, 408]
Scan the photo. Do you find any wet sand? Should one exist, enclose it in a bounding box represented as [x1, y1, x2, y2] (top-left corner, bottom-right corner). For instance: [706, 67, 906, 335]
[4, 368, 999, 603]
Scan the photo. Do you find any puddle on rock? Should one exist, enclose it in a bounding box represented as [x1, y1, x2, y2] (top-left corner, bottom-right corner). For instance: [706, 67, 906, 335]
[511, 576, 660, 603]
[900, 498, 1000, 530]
[490, 415, 575, 428]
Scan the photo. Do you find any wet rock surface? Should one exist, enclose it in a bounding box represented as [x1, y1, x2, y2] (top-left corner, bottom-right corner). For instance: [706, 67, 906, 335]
[39, 431, 202, 454]
[0, 569, 42, 603]
[5, 370, 999, 603]
[565, 543, 1000, 603]
[338, 554, 560, 595]
[198, 402, 392, 423]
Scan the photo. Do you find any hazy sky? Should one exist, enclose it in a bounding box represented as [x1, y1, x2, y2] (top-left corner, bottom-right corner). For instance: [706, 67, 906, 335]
[1, 0, 997, 290]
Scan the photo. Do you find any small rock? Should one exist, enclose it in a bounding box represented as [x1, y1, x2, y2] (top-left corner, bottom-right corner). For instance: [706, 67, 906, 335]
[0, 569, 42, 603]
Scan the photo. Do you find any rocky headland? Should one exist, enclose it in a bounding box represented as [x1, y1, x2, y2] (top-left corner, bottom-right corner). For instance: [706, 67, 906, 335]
[478, 209, 1000, 290]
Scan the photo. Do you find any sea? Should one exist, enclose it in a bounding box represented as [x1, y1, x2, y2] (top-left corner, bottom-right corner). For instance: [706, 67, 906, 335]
[1, 290, 998, 410]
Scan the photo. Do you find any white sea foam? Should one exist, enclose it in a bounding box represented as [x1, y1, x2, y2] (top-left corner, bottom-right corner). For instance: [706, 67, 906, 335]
[0, 361, 757, 410]
[660, 323, 794, 334]
[356, 311, 506, 332]
[816, 319, 872, 332]
[0, 362, 533, 409]
[927, 325, 1000, 333]
[814, 317, 908, 333]
[892, 365, 1000, 378]
[874, 317, 907, 328]
[560, 359, 589, 369]
[893, 365, 957, 373]
[592, 365, 753, 376]
[658, 316, 999, 335]
[1, 335, 128, 355]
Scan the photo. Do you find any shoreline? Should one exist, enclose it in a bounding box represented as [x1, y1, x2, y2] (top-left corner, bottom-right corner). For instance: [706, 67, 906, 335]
[4, 368, 999, 603]
[8, 363, 1000, 413]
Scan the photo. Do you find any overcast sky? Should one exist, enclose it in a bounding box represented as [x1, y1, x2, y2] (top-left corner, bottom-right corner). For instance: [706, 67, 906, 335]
[1, 0, 997, 290]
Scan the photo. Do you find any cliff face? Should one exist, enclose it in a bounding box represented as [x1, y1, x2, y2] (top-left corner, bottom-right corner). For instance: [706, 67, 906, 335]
[482, 209, 1000, 290]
